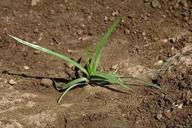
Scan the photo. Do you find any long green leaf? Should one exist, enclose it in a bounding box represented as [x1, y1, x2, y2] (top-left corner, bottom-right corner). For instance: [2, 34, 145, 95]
[89, 17, 121, 74]
[121, 76, 162, 90]
[58, 77, 88, 103]
[8, 34, 88, 76]
[90, 77, 110, 85]
[83, 45, 92, 64]
[61, 77, 88, 90]
[92, 71, 119, 82]
[92, 71, 133, 91]
[58, 83, 85, 104]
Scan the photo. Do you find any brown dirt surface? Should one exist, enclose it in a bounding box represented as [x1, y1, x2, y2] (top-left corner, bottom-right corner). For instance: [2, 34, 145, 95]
[0, 0, 192, 128]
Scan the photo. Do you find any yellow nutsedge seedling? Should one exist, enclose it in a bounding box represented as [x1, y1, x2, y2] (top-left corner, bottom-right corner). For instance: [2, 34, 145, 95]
[8, 17, 161, 103]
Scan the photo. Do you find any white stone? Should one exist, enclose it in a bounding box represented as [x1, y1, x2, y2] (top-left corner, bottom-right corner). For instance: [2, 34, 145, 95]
[31, 0, 40, 6]
[24, 65, 30, 70]
[9, 79, 17, 85]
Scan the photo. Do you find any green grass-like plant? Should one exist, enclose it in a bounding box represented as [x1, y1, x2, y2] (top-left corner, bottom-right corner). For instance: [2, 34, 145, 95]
[8, 17, 161, 103]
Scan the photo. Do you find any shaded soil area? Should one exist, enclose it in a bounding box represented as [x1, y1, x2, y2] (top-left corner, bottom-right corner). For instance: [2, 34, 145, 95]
[0, 0, 192, 128]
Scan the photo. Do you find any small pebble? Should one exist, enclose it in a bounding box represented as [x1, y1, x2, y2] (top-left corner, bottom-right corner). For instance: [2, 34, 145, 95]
[87, 15, 92, 20]
[112, 11, 119, 16]
[178, 103, 183, 109]
[159, 99, 165, 107]
[151, 0, 161, 8]
[156, 112, 163, 120]
[160, 38, 168, 43]
[181, 45, 192, 55]
[111, 64, 118, 70]
[50, 10, 55, 15]
[33, 28, 39, 33]
[34, 50, 40, 54]
[60, 103, 73, 108]
[24, 65, 30, 70]
[67, 49, 78, 53]
[124, 29, 130, 35]
[142, 32, 146, 36]
[171, 47, 179, 55]
[40, 78, 53, 87]
[163, 110, 171, 119]
[104, 16, 108, 21]
[9, 79, 17, 85]
[78, 35, 92, 41]
[31, 0, 40, 6]
[169, 37, 178, 43]
[154, 60, 164, 67]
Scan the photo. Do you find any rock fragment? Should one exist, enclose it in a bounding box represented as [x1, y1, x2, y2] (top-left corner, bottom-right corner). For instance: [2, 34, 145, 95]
[163, 110, 171, 119]
[9, 79, 17, 85]
[24, 65, 30, 70]
[151, 0, 161, 8]
[181, 44, 192, 55]
[31, 0, 40, 6]
[40, 78, 53, 87]
[156, 112, 163, 120]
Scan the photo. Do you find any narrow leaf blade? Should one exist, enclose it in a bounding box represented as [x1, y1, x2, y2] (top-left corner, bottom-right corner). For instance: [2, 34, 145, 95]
[58, 83, 85, 104]
[89, 17, 121, 74]
[61, 77, 88, 90]
[8, 34, 88, 75]
[58, 77, 88, 103]
[121, 76, 162, 90]
[92, 71, 133, 90]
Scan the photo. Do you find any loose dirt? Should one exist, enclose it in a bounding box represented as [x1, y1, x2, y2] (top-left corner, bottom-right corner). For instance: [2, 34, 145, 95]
[0, 0, 192, 128]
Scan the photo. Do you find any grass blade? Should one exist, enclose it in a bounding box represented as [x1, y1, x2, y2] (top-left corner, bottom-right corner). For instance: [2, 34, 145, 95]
[8, 34, 88, 76]
[92, 71, 133, 90]
[92, 71, 119, 82]
[58, 77, 88, 103]
[121, 76, 162, 90]
[83, 45, 92, 64]
[89, 17, 121, 74]
[61, 77, 88, 90]
[58, 83, 85, 104]
[90, 77, 110, 85]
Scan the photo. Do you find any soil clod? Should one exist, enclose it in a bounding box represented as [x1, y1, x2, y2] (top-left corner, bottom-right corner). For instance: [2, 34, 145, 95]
[40, 78, 53, 87]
